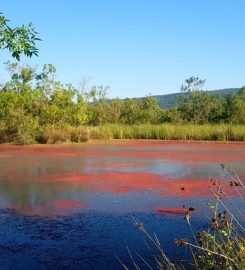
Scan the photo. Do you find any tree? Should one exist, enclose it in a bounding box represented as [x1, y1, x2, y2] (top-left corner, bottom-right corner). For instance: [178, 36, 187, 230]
[179, 77, 224, 124]
[180, 76, 206, 93]
[238, 86, 245, 100]
[225, 92, 245, 124]
[86, 85, 110, 125]
[0, 12, 40, 60]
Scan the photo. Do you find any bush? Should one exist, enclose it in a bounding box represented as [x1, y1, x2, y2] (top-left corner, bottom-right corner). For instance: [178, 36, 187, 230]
[44, 128, 71, 144]
[129, 165, 245, 270]
[70, 127, 90, 142]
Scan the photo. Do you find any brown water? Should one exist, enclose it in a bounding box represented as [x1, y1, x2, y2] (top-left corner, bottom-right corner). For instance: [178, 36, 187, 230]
[0, 141, 244, 269]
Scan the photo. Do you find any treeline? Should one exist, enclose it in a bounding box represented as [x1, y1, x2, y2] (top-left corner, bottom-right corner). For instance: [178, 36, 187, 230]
[0, 63, 245, 144]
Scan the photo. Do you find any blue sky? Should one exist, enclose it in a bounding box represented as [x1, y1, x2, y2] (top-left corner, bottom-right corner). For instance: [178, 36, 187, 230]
[0, 0, 244, 98]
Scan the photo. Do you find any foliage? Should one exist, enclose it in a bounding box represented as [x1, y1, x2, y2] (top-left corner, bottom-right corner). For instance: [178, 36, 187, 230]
[0, 62, 87, 144]
[225, 90, 245, 124]
[176, 166, 245, 269]
[154, 88, 239, 109]
[180, 76, 206, 93]
[0, 65, 245, 144]
[178, 77, 225, 124]
[0, 12, 40, 60]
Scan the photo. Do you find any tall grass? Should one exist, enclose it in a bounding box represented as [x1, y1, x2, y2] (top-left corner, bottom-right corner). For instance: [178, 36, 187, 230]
[35, 126, 90, 144]
[1, 123, 244, 144]
[88, 124, 245, 142]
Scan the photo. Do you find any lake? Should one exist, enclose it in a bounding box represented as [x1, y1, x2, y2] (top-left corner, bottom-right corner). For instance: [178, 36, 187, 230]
[0, 141, 244, 269]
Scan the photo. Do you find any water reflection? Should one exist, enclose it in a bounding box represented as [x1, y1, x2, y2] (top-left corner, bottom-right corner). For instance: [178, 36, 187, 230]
[0, 142, 244, 217]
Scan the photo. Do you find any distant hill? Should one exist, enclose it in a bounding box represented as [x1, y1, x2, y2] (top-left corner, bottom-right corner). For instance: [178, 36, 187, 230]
[152, 88, 240, 109]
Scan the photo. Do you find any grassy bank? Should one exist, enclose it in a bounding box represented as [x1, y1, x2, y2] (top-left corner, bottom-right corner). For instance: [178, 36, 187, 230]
[1, 124, 245, 144]
[89, 124, 245, 141]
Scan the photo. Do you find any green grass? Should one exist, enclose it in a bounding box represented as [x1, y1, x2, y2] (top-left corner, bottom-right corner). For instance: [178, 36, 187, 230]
[1, 123, 245, 144]
[88, 124, 245, 142]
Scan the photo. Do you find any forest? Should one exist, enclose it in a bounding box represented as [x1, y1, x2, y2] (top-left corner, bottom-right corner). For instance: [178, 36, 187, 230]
[0, 62, 244, 144]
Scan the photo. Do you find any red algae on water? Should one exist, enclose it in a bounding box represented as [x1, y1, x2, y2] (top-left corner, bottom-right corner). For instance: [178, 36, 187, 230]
[156, 207, 185, 215]
[163, 178, 214, 197]
[0, 154, 12, 158]
[0, 142, 244, 217]
[0, 142, 245, 163]
[39, 171, 171, 193]
[120, 140, 245, 148]
[161, 178, 238, 198]
[54, 200, 86, 209]
[39, 171, 236, 198]
[88, 161, 144, 168]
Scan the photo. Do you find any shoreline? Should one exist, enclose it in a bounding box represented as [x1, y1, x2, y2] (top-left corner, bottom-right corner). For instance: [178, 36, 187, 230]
[1, 138, 245, 148]
[1, 124, 245, 145]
